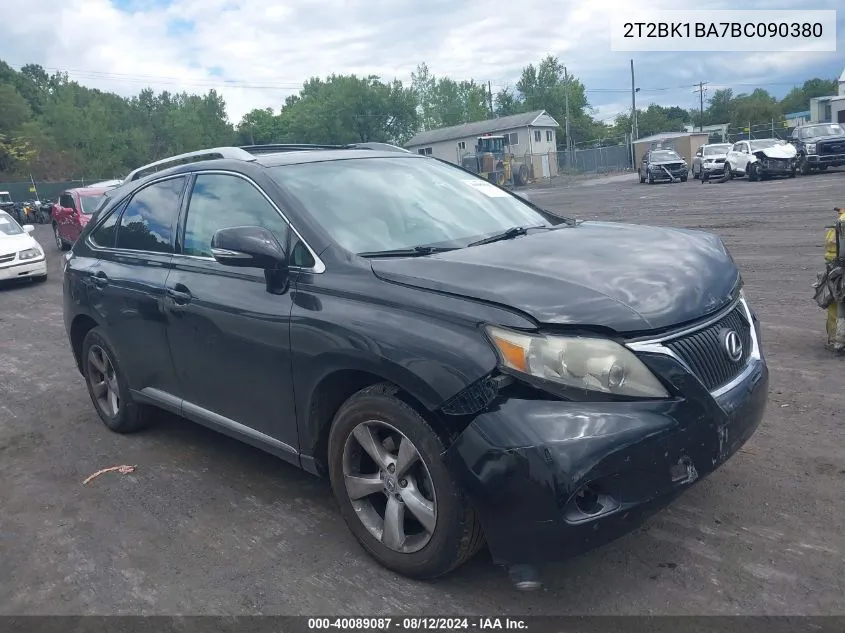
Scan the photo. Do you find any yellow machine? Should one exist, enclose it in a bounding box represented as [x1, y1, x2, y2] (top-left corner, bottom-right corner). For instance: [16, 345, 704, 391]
[461, 135, 529, 187]
[816, 207, 845, 350]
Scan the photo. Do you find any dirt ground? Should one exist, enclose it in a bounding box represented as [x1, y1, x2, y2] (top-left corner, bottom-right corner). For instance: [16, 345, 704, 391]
[1, 169, 844, 615]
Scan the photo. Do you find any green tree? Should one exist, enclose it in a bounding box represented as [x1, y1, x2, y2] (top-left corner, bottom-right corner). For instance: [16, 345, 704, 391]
[730, 89, 782, 129]
[0, 84, 33, 133]
[779, 78, 838, 114]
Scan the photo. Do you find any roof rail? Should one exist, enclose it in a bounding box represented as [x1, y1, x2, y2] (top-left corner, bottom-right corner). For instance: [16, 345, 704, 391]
[124, 142, 412, 182]
[239, 143, 349, 154]
[346, 142, 411, 153]
[124, 147, 256, 182]
[240, 142, 411, 154]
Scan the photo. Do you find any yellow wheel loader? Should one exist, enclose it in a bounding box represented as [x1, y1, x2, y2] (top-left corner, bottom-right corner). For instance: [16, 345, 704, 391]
[460, 135, 530, 187]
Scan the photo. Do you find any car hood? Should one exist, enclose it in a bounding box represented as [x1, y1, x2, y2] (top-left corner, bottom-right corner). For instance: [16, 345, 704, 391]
[650, 159, 686, 165]
[369, 222, 739, 334]
[703, 153, 727, 160]
[754, 144, 797, 159]
[0, 232, 38, 257]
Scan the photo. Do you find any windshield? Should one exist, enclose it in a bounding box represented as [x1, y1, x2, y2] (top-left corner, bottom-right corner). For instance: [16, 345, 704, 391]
[703, 145, 730, 155]
[0, 212, 24, 236]
[0, 193, 11, 204]
[802, 124, 844, 138]
[79, 195, 105, 214]
[268, 157, 562, 254]
[749, 139, 781, 150]
[649, 151, 681, 161]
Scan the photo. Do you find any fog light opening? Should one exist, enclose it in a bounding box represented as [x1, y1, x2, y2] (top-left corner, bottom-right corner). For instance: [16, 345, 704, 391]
[574, 484, 604, 515]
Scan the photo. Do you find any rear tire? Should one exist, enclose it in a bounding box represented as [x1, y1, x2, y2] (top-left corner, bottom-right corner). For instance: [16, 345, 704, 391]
[327, 383, 483, 579]
[53, 223, 69, 251]
[81, 327, 154, 433]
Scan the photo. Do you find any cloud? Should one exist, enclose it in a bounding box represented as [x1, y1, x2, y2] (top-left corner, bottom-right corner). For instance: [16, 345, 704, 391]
[0, 0, 842, 124]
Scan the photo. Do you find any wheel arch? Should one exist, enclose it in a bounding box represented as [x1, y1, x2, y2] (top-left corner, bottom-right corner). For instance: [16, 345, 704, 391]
[69, 313, 100, 374]
[300, 364, 461, 478]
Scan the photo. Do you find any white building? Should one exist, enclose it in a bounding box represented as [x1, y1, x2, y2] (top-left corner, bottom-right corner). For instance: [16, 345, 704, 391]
[404, 110, 560, 179]
[809, 67, 845, 124]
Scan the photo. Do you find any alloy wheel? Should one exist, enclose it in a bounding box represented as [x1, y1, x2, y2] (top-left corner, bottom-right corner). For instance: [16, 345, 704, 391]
[342, 420, 437, 554]
[53, 225, 62, 249]
[87, 345, 121, 417]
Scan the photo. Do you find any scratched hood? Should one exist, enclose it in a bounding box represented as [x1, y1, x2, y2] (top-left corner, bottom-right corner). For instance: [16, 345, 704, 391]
[370, 222, 739, 333]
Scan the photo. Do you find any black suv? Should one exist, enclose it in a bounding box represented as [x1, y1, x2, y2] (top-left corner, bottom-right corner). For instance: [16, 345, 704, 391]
[790, 122, 845, 173]
[63, 143, 768, 586]
[638, 149, 688, 183]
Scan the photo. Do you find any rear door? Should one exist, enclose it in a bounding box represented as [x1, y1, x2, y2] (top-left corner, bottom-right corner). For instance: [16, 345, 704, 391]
[163, 171, 300, 452]
[89, 175, 187, 397]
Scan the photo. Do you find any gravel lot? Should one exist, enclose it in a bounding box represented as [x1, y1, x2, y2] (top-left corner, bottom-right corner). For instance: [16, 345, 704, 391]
[2, 170, 844, 616]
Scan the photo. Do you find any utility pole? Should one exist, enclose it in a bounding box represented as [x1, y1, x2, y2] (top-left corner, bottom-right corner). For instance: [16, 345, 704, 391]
[488, 80, 494, 117]
[563, 66, 572, 164]
[630, 59, 638, 166]
[694, 81, 708, 132]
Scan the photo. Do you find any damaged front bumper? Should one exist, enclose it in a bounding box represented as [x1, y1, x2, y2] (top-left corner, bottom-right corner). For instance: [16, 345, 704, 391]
[443, 332, 768, 567]
[755, 157, 796, 176]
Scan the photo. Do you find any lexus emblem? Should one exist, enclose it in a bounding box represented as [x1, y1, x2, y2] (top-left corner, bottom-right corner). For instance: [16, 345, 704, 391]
[722, 330, 743, 362]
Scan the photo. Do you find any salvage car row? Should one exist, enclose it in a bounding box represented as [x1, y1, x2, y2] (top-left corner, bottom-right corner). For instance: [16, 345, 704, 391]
[639, 122, 845, 184]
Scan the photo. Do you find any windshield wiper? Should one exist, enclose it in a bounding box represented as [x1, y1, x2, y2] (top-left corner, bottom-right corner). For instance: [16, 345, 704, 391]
[357, 245, 457, 258]
[467, 223, 568, 247]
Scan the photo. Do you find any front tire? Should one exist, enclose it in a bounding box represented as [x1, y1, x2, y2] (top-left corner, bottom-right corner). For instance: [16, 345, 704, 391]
[81, 327, 153, 433]
[328, 383, 483, 579]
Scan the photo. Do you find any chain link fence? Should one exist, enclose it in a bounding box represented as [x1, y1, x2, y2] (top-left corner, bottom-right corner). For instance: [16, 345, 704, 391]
[0, 178, 114, 202]
[557, 141, 632, 174]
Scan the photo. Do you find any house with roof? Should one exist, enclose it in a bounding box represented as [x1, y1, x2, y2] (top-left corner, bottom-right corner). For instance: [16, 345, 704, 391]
[809, 67, 845, 124]
[404, 110, 561, 179]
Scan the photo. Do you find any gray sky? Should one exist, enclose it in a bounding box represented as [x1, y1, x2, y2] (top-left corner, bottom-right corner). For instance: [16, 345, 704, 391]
[1, 0, 842, 124]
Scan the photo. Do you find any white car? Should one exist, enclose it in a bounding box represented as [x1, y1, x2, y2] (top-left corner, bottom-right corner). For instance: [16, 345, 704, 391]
[0, 210, 47, 283]
[725, 138, 797, 181]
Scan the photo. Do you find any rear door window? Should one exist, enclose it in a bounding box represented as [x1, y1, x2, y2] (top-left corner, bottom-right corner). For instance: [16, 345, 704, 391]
[60, 194, 75, 210]
[114, 176, 186, 253]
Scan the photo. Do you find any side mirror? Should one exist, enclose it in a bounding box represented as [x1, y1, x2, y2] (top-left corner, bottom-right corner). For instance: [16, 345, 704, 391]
[211, 225, 287, 269]
[23, 224, 35, 234]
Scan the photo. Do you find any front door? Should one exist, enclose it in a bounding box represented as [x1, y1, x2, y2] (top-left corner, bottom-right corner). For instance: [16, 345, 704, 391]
[163, 171, 299, 452]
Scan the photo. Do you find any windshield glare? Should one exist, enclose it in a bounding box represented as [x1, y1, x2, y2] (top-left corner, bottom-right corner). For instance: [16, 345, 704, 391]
[79, 195, 105, 214]
[268, 157, 560, 254]
[804, 124, 844, 138]
[650, 151, 680, 161]
[0, 212, 24, 236]
[704, 145, 730, 155]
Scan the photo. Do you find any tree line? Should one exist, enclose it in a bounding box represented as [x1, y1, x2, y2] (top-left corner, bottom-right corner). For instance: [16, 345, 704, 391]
[0, 56, 838, 181]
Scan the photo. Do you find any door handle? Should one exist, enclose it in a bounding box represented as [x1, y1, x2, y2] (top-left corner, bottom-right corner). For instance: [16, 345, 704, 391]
[92, 271, 108, 287]
[166, 286, 192, 305]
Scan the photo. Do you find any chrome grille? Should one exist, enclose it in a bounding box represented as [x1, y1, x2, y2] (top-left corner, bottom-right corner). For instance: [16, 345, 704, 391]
[664, 304, 752, 392]
[0, 253, 15, 264]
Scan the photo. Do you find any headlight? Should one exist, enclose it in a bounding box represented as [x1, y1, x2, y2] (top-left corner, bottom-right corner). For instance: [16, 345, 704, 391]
[806, 143, 817, 154]
[485, 325, 669, 398]
[19, 247, 42, 260]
